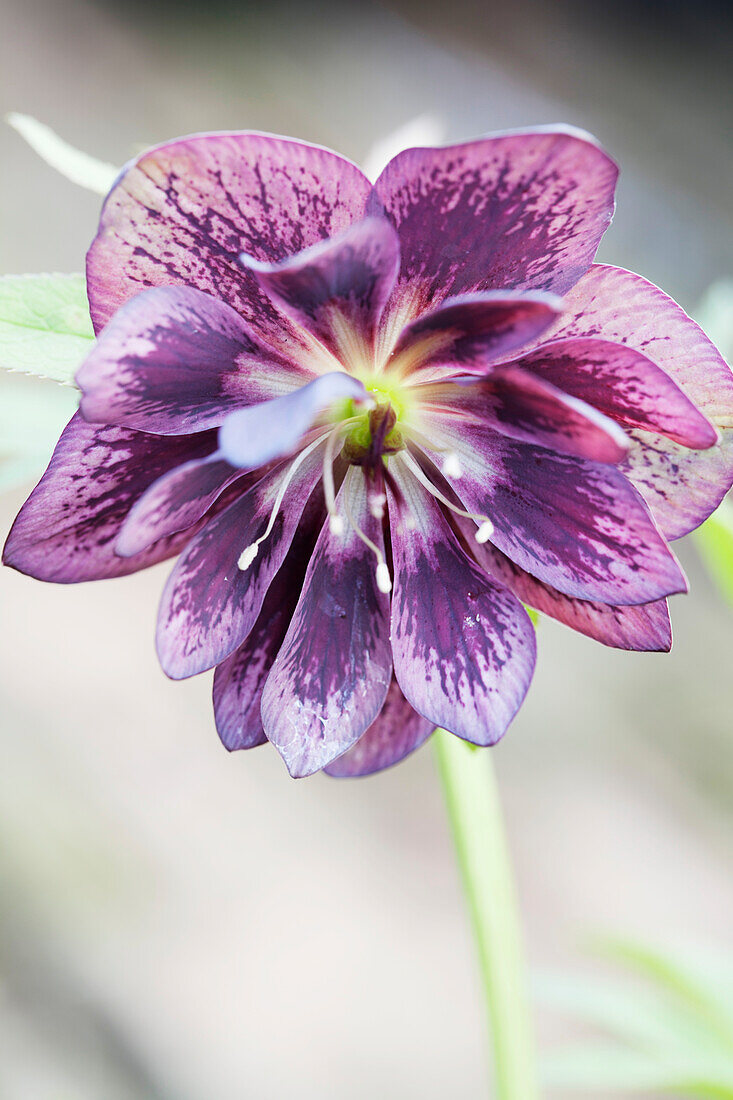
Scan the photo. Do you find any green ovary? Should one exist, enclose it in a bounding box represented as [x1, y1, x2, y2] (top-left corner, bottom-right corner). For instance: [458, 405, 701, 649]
[336, 375, 414, 462]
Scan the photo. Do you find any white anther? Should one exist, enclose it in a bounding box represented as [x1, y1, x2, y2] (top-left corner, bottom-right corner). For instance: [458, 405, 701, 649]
[399, 450, 494, 536]
[376, 561, 392, 594]
[442, 452, 463, 479]
[329, 514, 345, 536]
[238, 543, 260, 571]
[475, 520, 494, 544]
[369, 493, 387, 519]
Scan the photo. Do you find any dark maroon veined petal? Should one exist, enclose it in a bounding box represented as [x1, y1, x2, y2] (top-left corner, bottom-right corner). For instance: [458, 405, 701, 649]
[419, 366, 630, 463]
[86, 131, 375, 350]
[218, 372, 365, 469]
[387, 464, 536, 746]
[116, 452, 249, 557]
[542, 265, 733, 538]
[417, 423, 687, 605]
[388, 291, 562, 378]
[77, 286, 308, 436]
[514, 336, 717, 449]
[324, 678, 434, 777]
[156, 446, 324, 680]
[261, 469, 392, 778]
[375, 126, 618, 320]
[450, 513, 672, 652]
[212, 531, 316, 752]
[3, 413, 215, 583]
[241, 216, 400, 363]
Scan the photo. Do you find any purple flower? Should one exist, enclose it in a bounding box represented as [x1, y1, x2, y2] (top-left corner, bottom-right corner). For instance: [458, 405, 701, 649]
[5, 126, 733, 777]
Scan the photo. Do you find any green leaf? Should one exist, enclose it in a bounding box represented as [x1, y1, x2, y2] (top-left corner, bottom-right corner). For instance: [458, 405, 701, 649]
[544, 1044, 733, 1096]
[595, 936, 733, 1044]
[536, 937, 733, 1096]
[523, 604, 540, 626]
[7, 113, 119, 195]
[0, 273, 94, 385]
[695, 499, 733, 607]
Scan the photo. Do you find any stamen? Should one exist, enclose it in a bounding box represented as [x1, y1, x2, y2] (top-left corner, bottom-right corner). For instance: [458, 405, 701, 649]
[237, 430, 330, 571]
[369, 492, 387, 519]
[321, 418, 359, 533]
[375, 561, 392, 594]
[400, 450, 494, 544]
[407, 428, 465, 479]
[441, 452, 463, 479]
[342, 476, 392, 595]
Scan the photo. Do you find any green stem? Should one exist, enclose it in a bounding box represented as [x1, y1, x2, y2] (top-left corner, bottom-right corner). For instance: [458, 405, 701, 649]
[434, 728, 539, 1099]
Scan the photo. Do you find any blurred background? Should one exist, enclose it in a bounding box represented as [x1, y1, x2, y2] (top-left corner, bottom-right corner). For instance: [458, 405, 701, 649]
[1, 0, 732, 1096]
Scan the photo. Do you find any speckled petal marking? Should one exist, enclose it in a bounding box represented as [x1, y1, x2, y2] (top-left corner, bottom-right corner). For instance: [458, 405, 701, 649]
[453, 514, 672, 652]
[543, 265, 733, 538]
[116, 452, 248, 558]
[261, 469, 392, 778]
[156, 449, 324, 680]
[324, 678, 434, 777]
[2, 414, 216, 583]
[87, 131, 376, 351]
[420, 367, 630, 463]
[242, 216, 400, 363]
[388, 465, 536, 745]
[418, 425, 688, 605]
[514, 337, 718, 449]
[213, 532, 316, 752]
[77, 286, 309, 436]
[389, 290, 562, 378]
[376, 126, 618, 316]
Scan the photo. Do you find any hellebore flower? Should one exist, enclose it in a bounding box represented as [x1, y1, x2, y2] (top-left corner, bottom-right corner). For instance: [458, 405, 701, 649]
[5, 127, 733, 777]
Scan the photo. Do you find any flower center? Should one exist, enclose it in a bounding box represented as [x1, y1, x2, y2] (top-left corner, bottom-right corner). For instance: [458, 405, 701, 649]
[336, 376, 412, 468]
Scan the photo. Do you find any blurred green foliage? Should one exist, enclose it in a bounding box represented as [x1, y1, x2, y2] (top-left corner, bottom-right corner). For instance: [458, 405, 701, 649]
[537, 937, 733, 1096]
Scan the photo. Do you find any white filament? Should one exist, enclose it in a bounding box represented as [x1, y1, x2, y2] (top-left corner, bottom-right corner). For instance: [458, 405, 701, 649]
[321, 418, 360, 532]
[400, 450, 494, 545]
[342, 473, 392, 596]
[237, 431, 330, 572]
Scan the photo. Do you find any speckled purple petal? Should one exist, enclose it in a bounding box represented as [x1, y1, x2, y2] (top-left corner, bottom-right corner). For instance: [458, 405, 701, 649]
[261, 470, 392, 778]
[376, 126, 618, 320]
[116, 451, 249, 557]
[419, 367, 630, 463]
[242, 216, 400, 363]
[542, 265, 733, 538]
[515, 336, 718, 450]
[156, 448, 324, 679]
[212, 531, 316, 751]
[324, 678, 434, 777]
[451, 514, 672, 652]
[388, 291, 562, 378]
[87, 131, 375, 353]
[218, 372, 365, 469]
[77, 286, 308, 436]
[2, 413, 215, 583]
[417, 424, 687, 605]
[388, 465, 536, 746]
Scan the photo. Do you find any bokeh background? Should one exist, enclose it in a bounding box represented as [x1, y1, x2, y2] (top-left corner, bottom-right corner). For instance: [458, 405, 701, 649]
[1, 0, 732, 1096]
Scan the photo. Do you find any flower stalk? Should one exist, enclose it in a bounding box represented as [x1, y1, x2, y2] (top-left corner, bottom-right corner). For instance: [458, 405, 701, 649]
[434, 728, 539, 1099]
